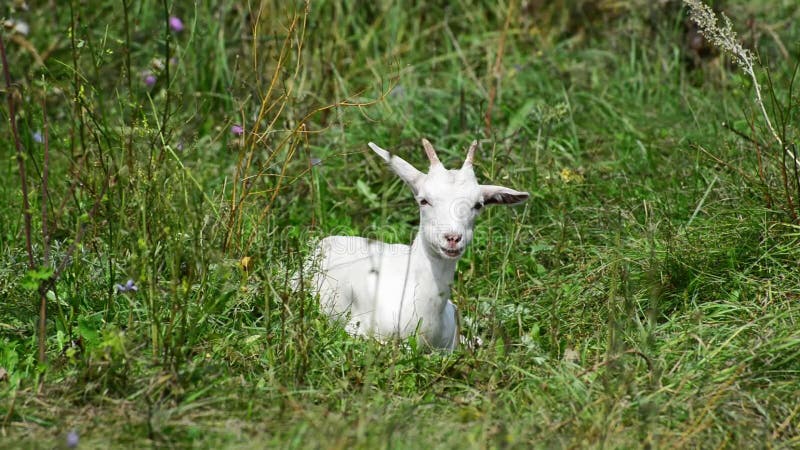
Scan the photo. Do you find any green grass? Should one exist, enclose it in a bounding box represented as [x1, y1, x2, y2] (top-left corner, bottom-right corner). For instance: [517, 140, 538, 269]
[2, 0, 799, 448]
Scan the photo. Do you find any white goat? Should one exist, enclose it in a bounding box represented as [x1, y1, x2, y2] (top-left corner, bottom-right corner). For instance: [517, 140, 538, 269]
[303, 139, 529, 350]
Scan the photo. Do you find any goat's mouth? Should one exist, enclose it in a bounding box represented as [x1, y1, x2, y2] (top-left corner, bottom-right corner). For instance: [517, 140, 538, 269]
[440, 246, 463, 258]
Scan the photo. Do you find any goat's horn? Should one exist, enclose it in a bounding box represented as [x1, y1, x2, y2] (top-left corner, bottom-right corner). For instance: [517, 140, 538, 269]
[421, 138, 441, 166]
[462, 140, 478, 168]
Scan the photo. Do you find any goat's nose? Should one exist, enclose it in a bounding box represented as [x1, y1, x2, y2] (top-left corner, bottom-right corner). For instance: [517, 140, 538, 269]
[444, 233, 462, 245]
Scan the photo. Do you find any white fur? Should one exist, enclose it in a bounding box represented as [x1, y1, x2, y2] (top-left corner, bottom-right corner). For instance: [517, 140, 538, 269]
[303, 139, 529, 350]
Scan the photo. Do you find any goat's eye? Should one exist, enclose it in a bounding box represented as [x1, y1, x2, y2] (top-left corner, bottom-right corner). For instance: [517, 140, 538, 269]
[419, 199, 430, 206]
[473, 202, 483, 211]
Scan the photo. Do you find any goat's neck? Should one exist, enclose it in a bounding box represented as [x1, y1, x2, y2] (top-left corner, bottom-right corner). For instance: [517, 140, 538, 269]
[409, 234, 458, 313]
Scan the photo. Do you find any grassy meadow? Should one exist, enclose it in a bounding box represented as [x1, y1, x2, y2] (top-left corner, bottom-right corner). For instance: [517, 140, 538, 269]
[2, 0, 800, 447]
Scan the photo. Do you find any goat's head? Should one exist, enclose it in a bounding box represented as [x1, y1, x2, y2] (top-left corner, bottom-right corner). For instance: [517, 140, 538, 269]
[368, 139, 529, 260]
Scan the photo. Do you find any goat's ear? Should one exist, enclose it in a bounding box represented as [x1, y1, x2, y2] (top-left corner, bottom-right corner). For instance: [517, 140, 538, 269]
[480, 185, 530, 206]
[369, 142, 424, 192]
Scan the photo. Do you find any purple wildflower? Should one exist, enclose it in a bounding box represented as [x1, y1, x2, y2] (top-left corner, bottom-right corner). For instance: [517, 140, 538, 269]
[66, 430, 79, 448]
[115, 279, 138, 294]
[390, 85, 405, 98]
[32, 130, 43, 143]
[169, 16, 184, 32]
[143, 73, 157, 87]
[231, 124, 244, 136]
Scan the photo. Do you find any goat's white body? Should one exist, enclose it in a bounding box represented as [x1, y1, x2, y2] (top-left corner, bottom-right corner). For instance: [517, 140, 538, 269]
[301, 139, 528, 351]
[308, 235, 458, 350]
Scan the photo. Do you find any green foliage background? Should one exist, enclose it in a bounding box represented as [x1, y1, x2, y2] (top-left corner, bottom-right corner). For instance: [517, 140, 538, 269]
[1, 0, 799, 447]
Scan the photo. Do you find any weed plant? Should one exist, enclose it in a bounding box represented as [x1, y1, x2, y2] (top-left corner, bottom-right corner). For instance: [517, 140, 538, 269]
[1, 0, 799, 448]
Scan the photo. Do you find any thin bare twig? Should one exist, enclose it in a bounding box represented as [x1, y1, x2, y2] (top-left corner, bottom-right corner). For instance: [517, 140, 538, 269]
[485, 0, 516, 135]
[39, 97, 52, 367]
[158, 0, 171, 148]
[0, 34, 35, 271]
